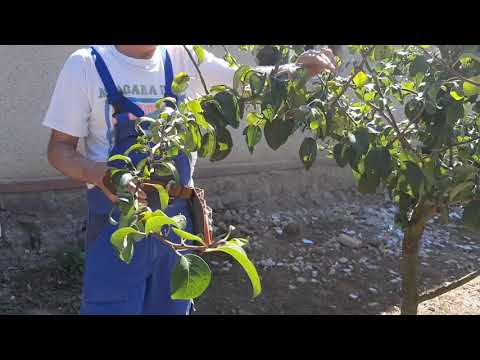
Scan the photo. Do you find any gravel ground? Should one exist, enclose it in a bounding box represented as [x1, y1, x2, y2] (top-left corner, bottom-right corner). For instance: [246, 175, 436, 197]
[0, 189, 478, 315]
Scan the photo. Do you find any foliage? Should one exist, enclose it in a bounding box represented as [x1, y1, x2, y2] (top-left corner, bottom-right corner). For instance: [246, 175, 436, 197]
[107, 44, 480, 305]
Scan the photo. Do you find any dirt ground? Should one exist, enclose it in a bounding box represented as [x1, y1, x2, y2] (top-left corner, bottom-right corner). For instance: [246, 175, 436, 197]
[0, 189, 479, 315]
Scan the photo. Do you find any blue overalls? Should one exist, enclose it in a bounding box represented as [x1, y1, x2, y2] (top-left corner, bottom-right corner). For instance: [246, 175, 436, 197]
[80, 47, 193, 315]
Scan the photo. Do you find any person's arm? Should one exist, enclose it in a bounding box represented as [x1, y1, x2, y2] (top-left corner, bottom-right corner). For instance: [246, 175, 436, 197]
[47, 130, 117, 203]
[183, 46, 336, 96]
[254, 48, 337, 80]
[43, 50, 146, 205]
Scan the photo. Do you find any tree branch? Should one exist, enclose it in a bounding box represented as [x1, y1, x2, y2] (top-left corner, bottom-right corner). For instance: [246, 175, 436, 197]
[329, 46, 375, 109]
[364, 58, 414, 152]
[417, 46, 480, 87]
[221, 45, 239, 67]
[183, 45, 209, 95]
[418, 270, 480, 303]
[434, 135, 480, 152]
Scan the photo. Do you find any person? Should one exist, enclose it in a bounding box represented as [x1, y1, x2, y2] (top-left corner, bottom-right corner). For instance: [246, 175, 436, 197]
[43, 45, 336, 315]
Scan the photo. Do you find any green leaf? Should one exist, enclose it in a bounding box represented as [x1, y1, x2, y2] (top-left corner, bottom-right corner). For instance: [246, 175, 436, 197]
[409, 55, 429, 76]
[214, 91, 240, 129]
[364, 147, 392, 179]
[463, 200, 480, 230]
[233, 65, 251, 92]
[353, 71, 369, 88]
[124, 144, 149, 156]
[201, 99, 225, 128]
[171, 254, 212, 300]
[449, 182, 474, 203]
[171, 215, 187, 230]
[264, 118, 294, 151]
[463, 76, 480, 97]
[246, 112, 262, 126]
[206, 243, 261, 298]
[172, 228, 205, 245]
[172, 72, 191, 95]
[358, 171, 380, 194]
[404, 161, 425, 197]
[350, 127, 370, 155]
[223, 52, 238, 68]
[185, 121, 202, 151]
[198, 132, 216, 159]
[110, 227, 145, 264]
[270, 75, 289, 111]
[145, 215, 178, 235]
[244, 125, 262, 154]
[193, 113, 214, 132]
[156, 97, 177, 109]
[404, 98, 424, 121]
[147, 183, 169, 211]
[247, 71, 266, 97]
[193, 45, 205, 65]
[333, 143, 348, 168]
[187, 99, 203, 114]
[446, 101, 465, 123]
[453, 164, 478, 183]
[299, 137, 317, 170]
[228, 238, 249, 247]
[373, 45, 394, 61]
[450, 90, 464, 101]
[111, 171, 134, 190]
[118, 203, 137, 228]
[108, 154, 134, 169]
[111, 227, 144, 248]
[210, 126, 233, 162]
[154, 162, 180, 184]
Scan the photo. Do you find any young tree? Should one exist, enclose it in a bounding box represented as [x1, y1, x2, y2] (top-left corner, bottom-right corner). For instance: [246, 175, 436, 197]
[108, 45, 480, 314]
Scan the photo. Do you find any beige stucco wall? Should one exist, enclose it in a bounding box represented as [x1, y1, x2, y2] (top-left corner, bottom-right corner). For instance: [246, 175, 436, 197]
[0, 45, 343, 184]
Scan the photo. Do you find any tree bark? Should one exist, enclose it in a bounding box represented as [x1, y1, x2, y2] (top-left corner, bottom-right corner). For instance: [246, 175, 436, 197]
[400, 202, 437, 315]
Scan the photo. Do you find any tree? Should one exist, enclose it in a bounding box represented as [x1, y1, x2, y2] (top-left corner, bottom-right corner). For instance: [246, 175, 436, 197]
[108, 45, 480, 314]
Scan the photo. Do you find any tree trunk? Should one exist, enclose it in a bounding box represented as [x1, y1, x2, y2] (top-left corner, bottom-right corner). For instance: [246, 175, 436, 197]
[401, 222, 424, 315]
[400, 202, 437, 315]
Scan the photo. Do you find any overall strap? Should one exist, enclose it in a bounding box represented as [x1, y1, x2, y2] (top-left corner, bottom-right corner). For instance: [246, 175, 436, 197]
[162, 47, 176, 99]
[90, 46, 144, 118]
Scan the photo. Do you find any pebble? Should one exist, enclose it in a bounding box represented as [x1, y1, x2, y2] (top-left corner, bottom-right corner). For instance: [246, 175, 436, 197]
[445, 259, 458, 266]
[338, 257, 349, 264]
[349, 293, 359, 300]
[368, 302, 379, 307]
[288, 285, 297, 290]
[312, 270, 318, 277]
[368, 287, 378, 294]
[297, 277, 307, 284]
[284, 223, 302, 236]
[455, 244, 473, 251]
[259, 258, 274, 267]
[274, 227, 283, 235]
[337, 233, 362, 249]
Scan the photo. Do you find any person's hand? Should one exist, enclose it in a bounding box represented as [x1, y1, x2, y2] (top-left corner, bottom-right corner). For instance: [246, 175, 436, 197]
[296, 48, 337, 77]
[88, 162, 148, 206]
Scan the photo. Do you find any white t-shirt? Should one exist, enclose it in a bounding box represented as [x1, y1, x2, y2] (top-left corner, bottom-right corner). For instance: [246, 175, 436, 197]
[43, 45, 235, 185]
